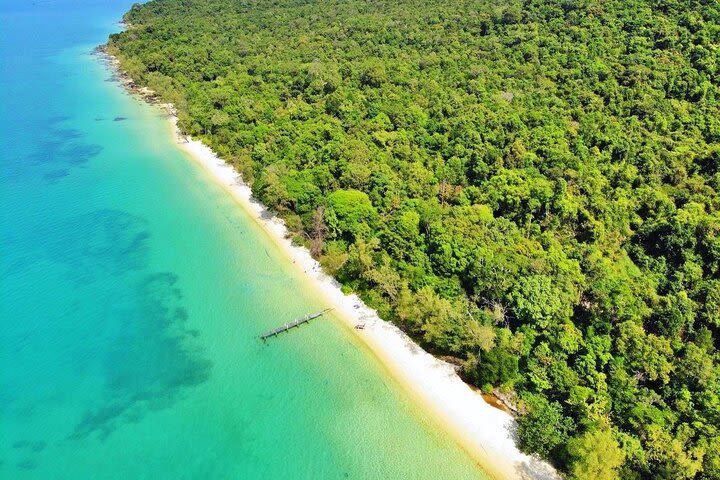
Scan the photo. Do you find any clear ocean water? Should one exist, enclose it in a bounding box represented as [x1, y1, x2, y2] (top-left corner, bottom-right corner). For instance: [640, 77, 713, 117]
[0, 1, 489, 478]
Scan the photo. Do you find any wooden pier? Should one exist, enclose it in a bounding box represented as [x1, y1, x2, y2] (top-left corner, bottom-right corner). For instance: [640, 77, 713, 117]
[261, 309, 331, 341]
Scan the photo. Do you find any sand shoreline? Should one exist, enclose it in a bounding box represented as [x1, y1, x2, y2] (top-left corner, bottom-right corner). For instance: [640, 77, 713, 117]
[170, 123, 559, 480]
[100, 47, 559, 480]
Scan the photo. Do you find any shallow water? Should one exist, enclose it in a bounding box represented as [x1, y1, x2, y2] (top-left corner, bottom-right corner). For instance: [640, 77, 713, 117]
[0, 1, 489, 478]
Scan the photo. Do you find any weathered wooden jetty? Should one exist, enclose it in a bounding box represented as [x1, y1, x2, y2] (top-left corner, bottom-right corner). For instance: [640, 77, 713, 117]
[261, 308, 332, 341]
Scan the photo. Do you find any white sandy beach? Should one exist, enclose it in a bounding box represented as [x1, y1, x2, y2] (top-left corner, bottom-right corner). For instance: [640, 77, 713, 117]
[166, 116, 560, 480]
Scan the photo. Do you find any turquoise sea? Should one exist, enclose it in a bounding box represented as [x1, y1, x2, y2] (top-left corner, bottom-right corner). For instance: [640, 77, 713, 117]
[0, 1, 489, 478]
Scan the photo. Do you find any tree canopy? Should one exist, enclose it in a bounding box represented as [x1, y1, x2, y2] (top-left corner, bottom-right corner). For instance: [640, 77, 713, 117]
[108, 0, 720, 477]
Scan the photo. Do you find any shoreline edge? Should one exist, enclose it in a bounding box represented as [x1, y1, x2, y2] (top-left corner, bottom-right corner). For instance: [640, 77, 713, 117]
[100, 46, 560, 480]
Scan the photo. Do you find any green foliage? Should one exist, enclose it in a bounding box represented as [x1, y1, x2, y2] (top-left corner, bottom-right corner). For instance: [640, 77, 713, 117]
[473, 344, 520, 387]
[566, 428, 625, 480]
[325, 189, 378, 240]
[517, 393, 575, 463]
[109, 0, 720, 476]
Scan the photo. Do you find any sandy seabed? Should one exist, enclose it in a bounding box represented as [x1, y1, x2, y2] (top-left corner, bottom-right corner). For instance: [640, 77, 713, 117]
[164, 116, 560, 480]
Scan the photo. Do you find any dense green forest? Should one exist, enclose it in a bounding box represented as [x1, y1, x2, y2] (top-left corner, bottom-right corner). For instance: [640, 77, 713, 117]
[107, 0, 720, 478]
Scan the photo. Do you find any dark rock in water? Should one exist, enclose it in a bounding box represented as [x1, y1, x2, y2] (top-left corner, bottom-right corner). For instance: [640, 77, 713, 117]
[14, 440, 47, 453]
[64, 267, 212, 441]
[12, 440, 30, 449]
[12, 440, 46, 452]
[113, 116, 127, 121]
[17, 459, 37, 470]
[31, 441, 46, 452]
